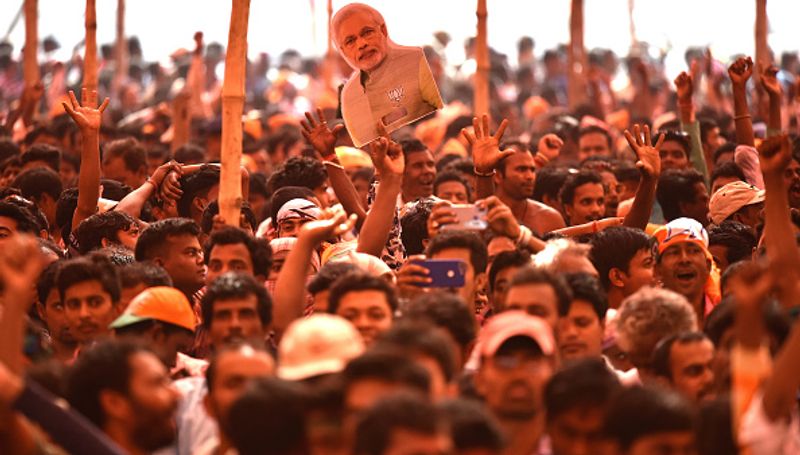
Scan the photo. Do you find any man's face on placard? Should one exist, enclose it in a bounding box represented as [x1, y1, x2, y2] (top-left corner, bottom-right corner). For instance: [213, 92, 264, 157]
[335, 10, 389, 72]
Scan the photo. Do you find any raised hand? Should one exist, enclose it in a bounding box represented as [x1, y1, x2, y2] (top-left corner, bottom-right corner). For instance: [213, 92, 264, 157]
[300, 107, 344, 158]
[150, 160, 183, 190]
[299, 207, 357, 245]
[159, 169, 184, 201]
[62, 88, 109, 132]
[396, 254, 432, 299]
[623, 124, 664, 180]
[674, 69, 694, 104]
[462, 114, 513, 174]
[757, 134, 792, 176]
[479, 196, 521, 239]
[759, 63, 782, 98]
[369, 136, 404, 180]
[536, 133, 563, 161]
[728, 56, 753, 86]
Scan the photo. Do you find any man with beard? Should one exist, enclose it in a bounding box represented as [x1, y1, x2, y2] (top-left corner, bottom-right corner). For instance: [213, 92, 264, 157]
[67, 339, 180, 454]
[654, 218, 715, 322]
[652, 331, 715, 403]
[559, 170, 606, 226]
[474, 310, 557, 455]
[400, 139, 436, 203]
[36, 262, 79, 363]
[135, 218, 207, 301]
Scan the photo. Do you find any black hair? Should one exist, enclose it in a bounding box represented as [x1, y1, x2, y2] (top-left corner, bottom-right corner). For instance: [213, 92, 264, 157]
[11, 167, 63, 202]
[102, 137, 147, 174]
[354, 393, 445, 455]
[0, 137, 20, 163]
[55, 187, 79, 240]
[67, 339, 151, 427]
[400, 197, 435, 255]
[37, 261, 61, 307]
[604, 385, 696, 451]
[0, 200, 41, 235]
[578, 125, 612, 148]
[434, 170, 472, 201]
[204, 226, 273, 278]
[544, 358, 620, 421]
[425, 230, 488, 275]
[265, 126, 302, 157]
[205, 340, 269, 394]
[74, 211, 138, 255]
[510, 267, 573, 311]
[652, 331, 710, 380]
[328, 272, 399, 315]
[439, 398, 505, 452]
[268, 186, 318, 229]
[559, 169, 604, 206]
[399, 138, 430, 160]
[697, 395, 738, 455]
[590, 226, 655, 290]
[117, 262, 173, 289]
[496, 142, 531, 176]
[703, 298, 790, 350]
[200, 200, 258, 235]
[614, 160, 641, 184]
[488, 250, 531, 292]
[698, 118, 719, 145]
[657, 168, 706, 222]
[563, 273, 608, 319]
[177, 166, 220, 218]
[532, 165, 573, 203]
[248, 172, 270, 198]
[404, 292, 477, 353]
[99, 178, 133, 201]
[707, 221, 757, 267]
[307, 261, 359, 295]
[435, 154, 462, 173]
[134, 218, 200, 261]
[227, 377, 308, 455]
[713, 142, 738, 164]
[201, 272, 272, 330]
[376, 321, 457, 382]
[21, 144, 61, 172]
[709, 161, 746, 190]
[657, 130, 691, 155]
[56, 252, 121, 304]
[172, 143, 206, 164]
[267, 156, 327, 193]
[343, 349, 431, 397]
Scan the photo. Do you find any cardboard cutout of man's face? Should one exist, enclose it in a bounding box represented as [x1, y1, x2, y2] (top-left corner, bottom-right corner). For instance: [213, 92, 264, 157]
[334, 6, 444, 147]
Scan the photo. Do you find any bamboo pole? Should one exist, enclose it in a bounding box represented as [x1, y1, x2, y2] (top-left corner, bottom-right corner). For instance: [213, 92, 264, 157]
[567, 0, 586, 109]
[474, 0, 489, 117]
[219, 0, 251, 226]
[115, 0, 127, 87]
[84, 0, 97, 94]
[327, 0, 333, 57]
[754, 0, 768, 83]
[23, 0, 39, 88]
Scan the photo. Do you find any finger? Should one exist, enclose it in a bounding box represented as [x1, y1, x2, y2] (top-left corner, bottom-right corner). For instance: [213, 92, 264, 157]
[305, 111, 317, 128]
[498, 149, 516, 161]
[643, 124, 651, 147]
[376, 121, 388, 138]
[400, 265, 432, 277]
[654, 133, 665, 150]
[472, 117, 482, 139]
[81, 87, 88, 106]
[623, 129, 637, 152]
[494, 118, 508, 141]
[317, 108, 327, 124]
[98, 97, 110, 113]
[331, 124, 345, 136]
[633, 124, 642, 146]
[300, 120, 311, 133]
[62, 102, 74, 116]
[68, 90, 79, 109]
[461, 128, 475, 145]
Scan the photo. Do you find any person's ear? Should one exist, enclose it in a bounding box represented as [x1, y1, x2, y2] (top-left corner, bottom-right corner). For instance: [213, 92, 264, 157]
[100, 238, 109, 248]
[99, 390, 131, 422]
[36, 302, 47, 322]
[380, 23, 388, 37]
[192, 197, 207, 215]
[152, 257, 165, 267]
[608, 267, 626, 288]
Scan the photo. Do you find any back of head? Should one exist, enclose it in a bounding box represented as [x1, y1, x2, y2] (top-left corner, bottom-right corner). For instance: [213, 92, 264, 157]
[439, 398, 505, 453]
[343, 348, 431, 397]
[228, 377, 308, 455]
[103, 137, 146, 174]
[22, 143, 61, 172]
[404, 292, 477, 354]
[707, 221, 756, 268]
[118, 261, 173, 289]
[11, 167, 63, 201]
[400, 197, 435, 255]
[375, 321, 457, 383]
[544, 358, 620, 421]
[657, 168, 705, 222]
[604, 385, 696, 451]
[425, 230, 488, 274]
[354, 392, 446, 455]
[268, 156, 326, 193]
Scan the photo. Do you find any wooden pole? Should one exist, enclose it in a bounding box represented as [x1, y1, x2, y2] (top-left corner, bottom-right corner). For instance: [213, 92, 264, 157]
[754, 0, 768, 83]
[23, 0, 39, 89]
[219, 0, 251, 226]
[115, 0, 127, 87]
[474, 0, 489, 117]
[567, 0, 586, 109]
[84, 0, 97, 94]
[327, 0, 333, 57]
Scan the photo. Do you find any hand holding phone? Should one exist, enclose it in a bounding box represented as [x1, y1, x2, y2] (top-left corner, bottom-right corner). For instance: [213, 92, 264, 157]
[441, 204, 487, 231]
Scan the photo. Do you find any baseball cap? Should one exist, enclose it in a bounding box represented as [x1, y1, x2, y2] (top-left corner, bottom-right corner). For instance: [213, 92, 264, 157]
[109, 286, 196, 332]
[653, 217, 709, 256]
[708, 181, 765, 225]
[276, 198, 322, 224]
[277, 314, 365, 381]
[478, 311, 555, 358]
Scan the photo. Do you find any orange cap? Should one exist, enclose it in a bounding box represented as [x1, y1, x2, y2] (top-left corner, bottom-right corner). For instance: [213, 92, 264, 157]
[110, 286, 196, 332]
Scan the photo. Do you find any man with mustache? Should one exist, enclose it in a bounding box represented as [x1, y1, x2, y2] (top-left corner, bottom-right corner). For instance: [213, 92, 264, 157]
[399, 139, 436, 204]
[560, 169, 606, 226]
[474, 310, 557, 454]
[57, 252, 121, 347]
[651, 331, 716, 403]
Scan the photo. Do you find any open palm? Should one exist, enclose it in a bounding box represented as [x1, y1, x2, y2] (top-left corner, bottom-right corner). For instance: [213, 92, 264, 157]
[462, 115, 513, 173]
[624, 124, 664, 179]
[62, 88, 109, 131]
[301, 108, 343, 157]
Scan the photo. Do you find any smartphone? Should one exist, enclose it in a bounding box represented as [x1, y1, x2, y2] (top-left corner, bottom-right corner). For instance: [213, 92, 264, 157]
[414, 259, 466, 288]
[442, 204, 488, 231]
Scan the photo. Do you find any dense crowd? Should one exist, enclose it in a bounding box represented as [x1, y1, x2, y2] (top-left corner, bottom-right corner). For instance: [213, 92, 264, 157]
[1, 2, 800, 455]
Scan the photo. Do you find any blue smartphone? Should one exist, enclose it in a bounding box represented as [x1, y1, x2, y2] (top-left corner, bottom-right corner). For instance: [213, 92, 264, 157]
[415, 259, 466, 288]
